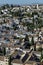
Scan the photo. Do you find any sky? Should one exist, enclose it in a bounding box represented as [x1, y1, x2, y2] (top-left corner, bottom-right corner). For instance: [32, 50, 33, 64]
[0, 0, 43, 5]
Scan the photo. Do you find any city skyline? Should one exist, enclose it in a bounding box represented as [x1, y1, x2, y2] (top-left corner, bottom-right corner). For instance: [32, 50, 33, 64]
[0, 0, 43, 5]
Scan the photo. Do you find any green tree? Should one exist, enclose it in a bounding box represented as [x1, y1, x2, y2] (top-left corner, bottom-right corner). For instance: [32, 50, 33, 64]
[38, 47, 42, 52]
[8, 55, 12, 65]
[24, 34, 29, 42]
[31, 37, 36, 51]
[11, 4, 14, 8]
[32, 11, 39, 17]
[3, 47, 6, 56]
[5, 4, 10, 8]
[31, 37, 34, 45]
[26, 13, 32, 17]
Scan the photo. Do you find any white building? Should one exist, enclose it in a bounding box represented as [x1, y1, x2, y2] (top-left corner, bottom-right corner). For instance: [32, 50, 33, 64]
[0, 56, 9, 65]
[37, 4, 39, 10]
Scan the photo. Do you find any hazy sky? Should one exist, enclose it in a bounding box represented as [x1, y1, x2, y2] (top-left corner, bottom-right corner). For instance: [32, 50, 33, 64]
[0, 0, 43, 5]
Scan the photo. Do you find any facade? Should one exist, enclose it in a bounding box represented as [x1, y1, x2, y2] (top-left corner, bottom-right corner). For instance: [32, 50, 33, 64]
[0, 56, 9, 65]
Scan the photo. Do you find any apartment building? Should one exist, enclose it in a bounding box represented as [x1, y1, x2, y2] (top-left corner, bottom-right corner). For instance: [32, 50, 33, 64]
[0, 56, 9, 65]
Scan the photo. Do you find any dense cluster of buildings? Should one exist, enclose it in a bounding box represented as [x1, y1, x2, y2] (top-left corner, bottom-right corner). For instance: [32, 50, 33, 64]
[0, 4, 43, 65]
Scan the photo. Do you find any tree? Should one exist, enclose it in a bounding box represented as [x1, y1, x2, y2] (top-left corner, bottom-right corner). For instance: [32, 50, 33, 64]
[31, 37, 34, 45]
[3, 47, 6, 56]
[2, 6, 5, 9]
[0, 49, 3, 53]
[24, 35, 31, 49]
[3, 19, 6, 23]
[5, 4, 10, 8]
[38, 47, 42, 52]
[24, 41, 31, 49]
[31, 37, 36, 51]
[26, 13, 32, 17]
[8, 55, 12, 65]
[11, 4, 14, 8]
[19, 38, 23, 43]
[24, 34, 29, 42]
[32, 11, 39, 17]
